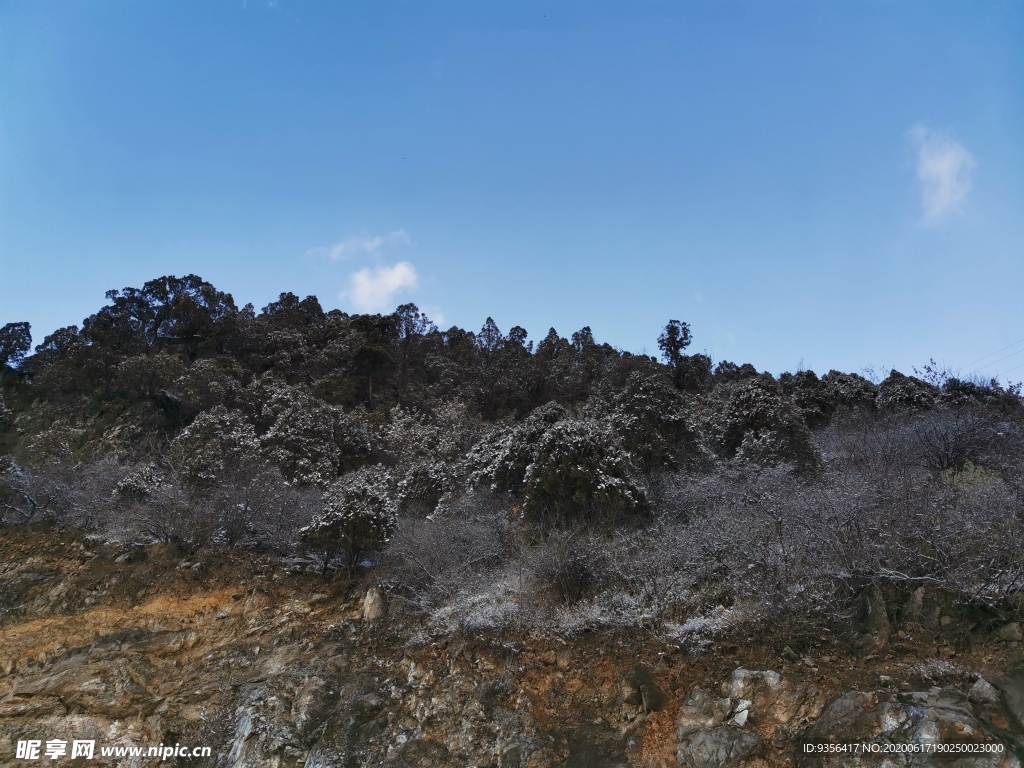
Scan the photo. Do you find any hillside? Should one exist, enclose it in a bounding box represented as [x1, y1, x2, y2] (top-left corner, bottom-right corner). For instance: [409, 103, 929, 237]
[2, 274, 1024, 765]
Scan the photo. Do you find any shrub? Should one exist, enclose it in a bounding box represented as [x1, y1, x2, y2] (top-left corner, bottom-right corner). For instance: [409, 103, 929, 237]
[259, 390, 372, 487]
[396, 459, 461, 518]
[911, 409, 995, 472]
[607, 370, 699, 472]
[380, 501, 509, 609]
[530, 531, 612, 605]
[522, 417, 647, 524]
[778, 370, 832, 428]
[876, 370, 938, 411]
[170, 406, 260, 488]
[466, 401, 568, 493]
[820, 370, 877, 412]
[300, 465, 398, 578]
[700, 375, 818, 469]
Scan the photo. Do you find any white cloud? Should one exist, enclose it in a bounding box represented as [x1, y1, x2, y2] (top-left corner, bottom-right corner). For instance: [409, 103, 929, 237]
[344, 261, 419, 313]
[909, 124, 976, 224]
[311, 229, 411, 260]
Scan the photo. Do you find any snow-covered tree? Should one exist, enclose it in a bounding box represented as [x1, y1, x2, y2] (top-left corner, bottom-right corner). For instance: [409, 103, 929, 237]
[115, 351, 187, 399]
[522, 417, 647, 524]
[876, 370, 938, 411]
[25, 420, 83, 465]
[171, 406, 261, 487]
[300, 465, 398, 577]
[258, 387, 372, 487]
[396, 459, 461, 518]
[379, 400, 478, 465]
[466, 401, 568, 494]
[604, 369, 699, 472]
[820, 370, 877, 412]
[700, 375, 818, 469]
[173, 356, 245, 414]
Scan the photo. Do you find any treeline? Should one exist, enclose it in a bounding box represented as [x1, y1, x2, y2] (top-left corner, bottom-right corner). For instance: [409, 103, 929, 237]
[2, 274, 1023, 632]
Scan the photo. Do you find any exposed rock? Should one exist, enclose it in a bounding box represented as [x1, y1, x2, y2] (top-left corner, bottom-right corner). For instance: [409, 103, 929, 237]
[852, 586, 891, 652]
[998, 622, 1022, 642]
[621, 667, 667, 712]
[677, 726, 761, 768]
[799, 687, 1018, 767]
[968, 677, 1000, 705]
[362, 586, 388, 622]
[1001, 670, 1024, 731]
[903, 586, 925, 623]
[3, 535, 1023, 768]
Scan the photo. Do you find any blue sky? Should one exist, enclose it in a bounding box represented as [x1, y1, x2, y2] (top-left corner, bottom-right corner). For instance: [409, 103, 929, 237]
[2, 1, 1022, 381]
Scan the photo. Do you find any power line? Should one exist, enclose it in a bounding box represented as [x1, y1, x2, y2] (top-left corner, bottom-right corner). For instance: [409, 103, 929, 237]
[976, 347, 1024, 372]
[998, 360, 1024, 377]
[958, 336, 1024, 372]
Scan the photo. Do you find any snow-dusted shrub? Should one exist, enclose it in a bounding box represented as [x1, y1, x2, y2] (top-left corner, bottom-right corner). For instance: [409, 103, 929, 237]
[605, 369, 699, 471]
[380, 400, 479, 465]
[820, 370, 878, 412]
[381, 508, 509, 609]
[170, 406, 260, 487]
[467, 403, 647, 524]
[1, 457, 119, 530]
[260, 389, 372, 487]
[396, 459, 461, 517]
[114, 351, 186, 399]
[0, 457, 41, 524]
[113, 462, 209, 545]
[529, 531, 613, 605]
[700, 376, 818, 469]
[911, 409, 996, 472]
[522, 418, 647, 523]
[778, 369, 832, 428]
[114, 463, 164, 503]
[933, 375, 1024, 417]
[25, 420, 83, 465]
[300, 465, 398, 578]
[876, 370, 938, 411]
[173, 356, 245, 413]
[466, 401, 568, 493]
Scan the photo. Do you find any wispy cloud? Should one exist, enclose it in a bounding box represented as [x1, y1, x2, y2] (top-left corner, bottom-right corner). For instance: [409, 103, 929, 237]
[909, 124, 976, 224]
[422, 305, 446, 328]
[311, 229, 411, 260]
[344, 261, 419, 313]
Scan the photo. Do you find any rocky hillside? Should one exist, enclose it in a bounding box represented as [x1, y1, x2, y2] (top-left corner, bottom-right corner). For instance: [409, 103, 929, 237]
[1, 527, 1022, 767]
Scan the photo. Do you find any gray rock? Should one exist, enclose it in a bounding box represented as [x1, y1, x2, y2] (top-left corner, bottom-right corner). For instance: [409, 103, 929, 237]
[677, 726, 760, 768]
[998, 622, 1022, 642]
[1000, 670, 1024, 731]
[903, 586, 925, 623]
[800, 687, 1015, 767]
[621, 667, 667, 712]
[852, 586, 891, 651]
[728, 668, 780, 701]
[362, 586, 387, 622]
[968, 677, 1000, 705]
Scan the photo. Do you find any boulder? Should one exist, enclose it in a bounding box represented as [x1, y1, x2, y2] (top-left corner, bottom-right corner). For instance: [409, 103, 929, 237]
[361, 586, 387, 622]
[677, 726, 761, 768]
[621, 667, 667, 712]
[799, 687, 1016, 767]
[997, 622, 1022, 643]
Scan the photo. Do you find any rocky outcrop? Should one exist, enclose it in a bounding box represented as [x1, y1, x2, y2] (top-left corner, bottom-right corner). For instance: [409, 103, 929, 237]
[674, 667, 1023, 768]
[2, 535, 1024, 767]
[800, 685, 1022, 767]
